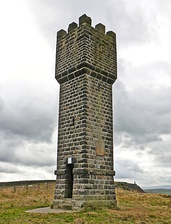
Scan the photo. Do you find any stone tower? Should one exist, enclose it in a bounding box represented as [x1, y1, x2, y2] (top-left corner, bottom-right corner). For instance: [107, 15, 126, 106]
[53, 14, 117, 210]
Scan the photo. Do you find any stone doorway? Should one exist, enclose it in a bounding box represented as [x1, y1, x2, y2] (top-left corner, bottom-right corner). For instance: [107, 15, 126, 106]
[65, 164, 74, 198]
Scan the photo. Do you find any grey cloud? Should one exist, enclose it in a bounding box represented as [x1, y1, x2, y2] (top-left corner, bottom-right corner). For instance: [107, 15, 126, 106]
[114, 80, 171, 145]
[0, 132, 22, 163]
[15, 145, 56, 167]
[0, 163, 55, 181]
[115, 159, 144, 179]
[0, 96, 4, 112]
[0, 80, 58, 143]
[0, 133, 56, 167]
[27, 0, 157, 49]
[148, 141, 171, 168]
[114, 67, 171, 176]
[156, 154, 171, 168]
[0, 162, 21, 174]
[0, 80, 58, 170]
[105, 1, 149, 44]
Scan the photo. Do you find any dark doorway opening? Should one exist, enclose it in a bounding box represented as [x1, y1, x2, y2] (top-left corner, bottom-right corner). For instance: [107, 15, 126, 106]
[65, 164, 74, 198]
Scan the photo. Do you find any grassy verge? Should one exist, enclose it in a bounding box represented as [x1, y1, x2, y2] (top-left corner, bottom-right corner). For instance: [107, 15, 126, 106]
[0, 182, 170, 223]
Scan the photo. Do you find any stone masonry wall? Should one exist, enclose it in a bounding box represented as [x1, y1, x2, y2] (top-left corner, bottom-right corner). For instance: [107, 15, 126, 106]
[54, 15, 117, 209]
[55, 15, 117, 85]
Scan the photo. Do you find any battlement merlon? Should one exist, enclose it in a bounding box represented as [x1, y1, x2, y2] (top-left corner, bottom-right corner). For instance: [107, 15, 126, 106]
[55, 14, 117, 85]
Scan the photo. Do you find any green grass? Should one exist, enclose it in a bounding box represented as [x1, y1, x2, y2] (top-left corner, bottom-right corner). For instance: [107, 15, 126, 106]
[0, 183, 171, 223]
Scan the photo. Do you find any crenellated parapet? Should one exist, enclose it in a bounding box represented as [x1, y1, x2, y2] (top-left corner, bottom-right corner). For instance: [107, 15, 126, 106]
[55, 14, 117, 84]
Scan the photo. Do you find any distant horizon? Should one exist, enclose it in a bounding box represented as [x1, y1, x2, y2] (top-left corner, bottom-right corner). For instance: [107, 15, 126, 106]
[0, 179, 171, 190]
[143, 185, 171, 190]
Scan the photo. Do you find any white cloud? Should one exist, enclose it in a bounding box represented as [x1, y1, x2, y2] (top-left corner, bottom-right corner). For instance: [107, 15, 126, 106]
[0, 0, 54, 84]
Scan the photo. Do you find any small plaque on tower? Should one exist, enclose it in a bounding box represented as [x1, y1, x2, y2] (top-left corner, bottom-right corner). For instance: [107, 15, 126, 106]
[96, 139, 105, 156]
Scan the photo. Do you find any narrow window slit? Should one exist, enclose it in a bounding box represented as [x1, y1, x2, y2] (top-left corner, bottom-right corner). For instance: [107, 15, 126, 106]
[72, 117, 75, 126]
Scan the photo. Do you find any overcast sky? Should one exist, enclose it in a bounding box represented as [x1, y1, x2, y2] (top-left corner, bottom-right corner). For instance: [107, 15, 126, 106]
[0, 0, 171, 187]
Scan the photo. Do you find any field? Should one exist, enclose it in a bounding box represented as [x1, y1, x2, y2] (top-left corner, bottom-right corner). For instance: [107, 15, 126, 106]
[0, 182, 171, 224]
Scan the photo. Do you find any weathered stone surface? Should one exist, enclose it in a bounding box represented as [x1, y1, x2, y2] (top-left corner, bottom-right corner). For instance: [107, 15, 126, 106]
[53, 15, 117, 210]
[96, 139, 105, 156]
[55, 16, 117, 85]
[68, 22, 78, 32]
[79, 14, 92, 26]
[95, 23, 105, 34]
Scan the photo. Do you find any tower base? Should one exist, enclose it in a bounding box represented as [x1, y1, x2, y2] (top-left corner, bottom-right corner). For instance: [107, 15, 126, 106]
[53, 198, 117, 210]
